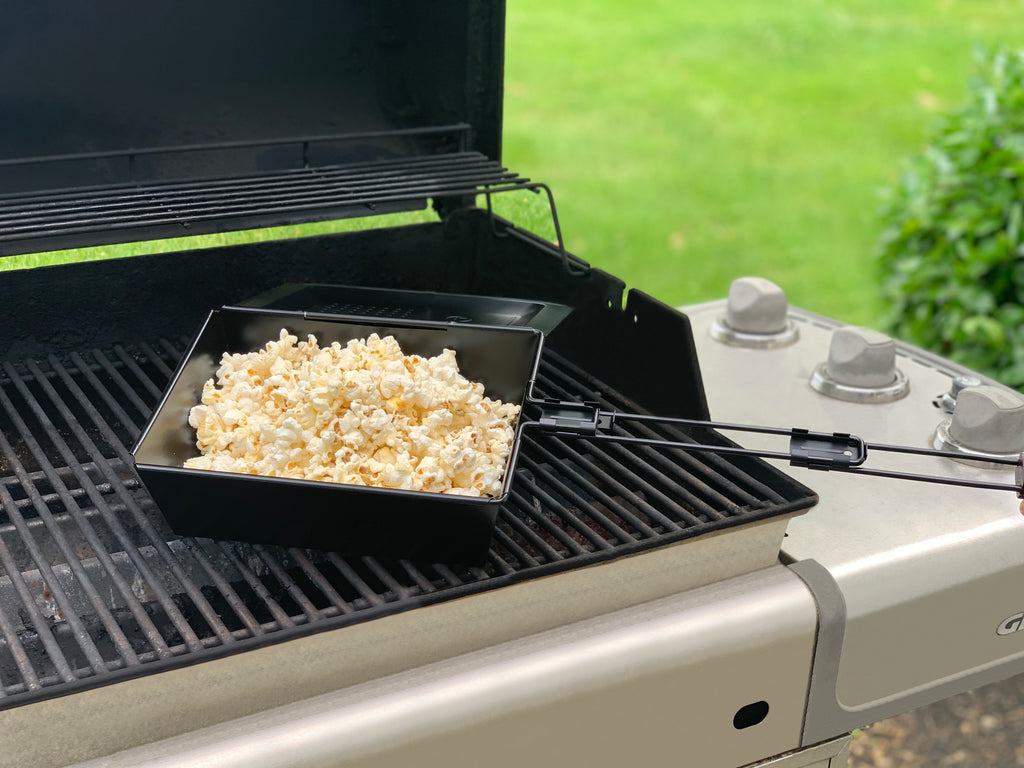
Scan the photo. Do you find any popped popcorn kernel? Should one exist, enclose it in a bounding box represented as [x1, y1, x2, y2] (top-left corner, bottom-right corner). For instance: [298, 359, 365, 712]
[184, 330, 520, 497]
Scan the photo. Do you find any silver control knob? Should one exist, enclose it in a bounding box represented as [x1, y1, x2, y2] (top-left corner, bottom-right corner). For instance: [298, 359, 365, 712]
[938, 374, 982, 413]
[948, 385, 1024, 454]
[726, 277, 788, 334]
[827, 327, 896, 388]
[810, 326, 909, 403]
[710, 277, 799, 348]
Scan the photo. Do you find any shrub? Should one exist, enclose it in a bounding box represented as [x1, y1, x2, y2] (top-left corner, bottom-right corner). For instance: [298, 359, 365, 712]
[878, 47, 1024, 388]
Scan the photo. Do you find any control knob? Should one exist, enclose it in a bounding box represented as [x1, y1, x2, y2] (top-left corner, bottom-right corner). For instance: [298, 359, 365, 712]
[710, 277, 799, 348]
[938, 374, 982, 413]
[934, 385, 1024, 463]
[810, 326, 909, 403]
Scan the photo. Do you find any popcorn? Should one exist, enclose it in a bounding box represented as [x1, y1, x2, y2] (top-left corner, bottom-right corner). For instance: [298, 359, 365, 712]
[184, 329, 521, 497]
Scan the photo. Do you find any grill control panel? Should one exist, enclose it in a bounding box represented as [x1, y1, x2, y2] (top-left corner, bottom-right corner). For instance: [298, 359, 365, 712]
[683, 279, 1024, 739]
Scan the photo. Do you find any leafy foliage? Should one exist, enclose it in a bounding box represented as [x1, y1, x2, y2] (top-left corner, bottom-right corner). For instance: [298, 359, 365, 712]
[878, 47, 1024, 388]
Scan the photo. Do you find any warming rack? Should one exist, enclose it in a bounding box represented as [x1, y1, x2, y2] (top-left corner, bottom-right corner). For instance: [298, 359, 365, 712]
[0, 125, 533, 256]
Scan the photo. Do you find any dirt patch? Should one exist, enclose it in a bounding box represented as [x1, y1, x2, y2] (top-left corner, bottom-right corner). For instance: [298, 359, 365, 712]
[849, 673, 1024, 767]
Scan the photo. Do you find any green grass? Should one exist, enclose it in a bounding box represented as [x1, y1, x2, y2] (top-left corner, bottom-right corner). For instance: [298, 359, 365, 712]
[6, 1, 1024, 328]
[502, 0, 1024, 326]
[0, 211, 439, 272]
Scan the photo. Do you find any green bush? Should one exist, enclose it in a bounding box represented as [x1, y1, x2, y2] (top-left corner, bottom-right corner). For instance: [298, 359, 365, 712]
[878, 47, 1024, 388]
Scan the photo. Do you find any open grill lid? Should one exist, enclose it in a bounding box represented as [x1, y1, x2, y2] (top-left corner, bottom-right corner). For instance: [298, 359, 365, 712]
[0, 0, 514, 255]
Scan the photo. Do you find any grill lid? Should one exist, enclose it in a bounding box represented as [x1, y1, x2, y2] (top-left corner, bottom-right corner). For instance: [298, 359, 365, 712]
[0, 0, 510, 255]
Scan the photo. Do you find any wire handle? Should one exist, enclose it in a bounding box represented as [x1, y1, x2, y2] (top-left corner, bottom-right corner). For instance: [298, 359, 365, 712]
[526, 398, 1024, 497]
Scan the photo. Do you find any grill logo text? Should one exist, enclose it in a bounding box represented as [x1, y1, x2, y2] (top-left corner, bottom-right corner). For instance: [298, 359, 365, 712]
[997, 612, 1024, 636]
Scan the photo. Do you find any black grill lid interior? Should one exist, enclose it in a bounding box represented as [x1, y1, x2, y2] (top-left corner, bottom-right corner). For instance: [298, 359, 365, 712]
[0, 0, 509, 254]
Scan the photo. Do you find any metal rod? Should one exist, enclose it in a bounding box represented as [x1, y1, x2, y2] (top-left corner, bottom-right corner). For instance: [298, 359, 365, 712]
[215, 542, 294, 630]
[0, 124, 473, 169]
[68, 352, 141, 440]
[534, 368, 759, 513]
[251, 545, 321, 624]
[36, 355, 231, 649]
[0, 534, 68, 688]
[0, 153, 490, 213]
[0, 161, 520, 231]
[483, 182, 586, 278]
[110, 346, 164, 401]
[494, 508, 562, 563]
[288, 549, 355, 615]
[0, 162, 519, 228]
[67, 347, 267, 643]
[88, 349, 154, 421]
[518, 452, 635, 545]
[512, 463, 614, 552]
[397, 560, 438, 596]
[840, 466, 1022, 493]
[866, 441, 1022, 466]
[359, 557, 412, 602]
[0, 180, 538, 244]
[431, 563, 467, 588]
[19, 358, 190, 653]
[546, 352, 790, 502]
[523, 431, 664, 536]
[490, 527, 539, 570]
[325, 554, 386, 608]
[566, 431, 797, 463]
[507, 487, 587, 557]
[0, 368, 140, 671]
[183, 538, 266, 638]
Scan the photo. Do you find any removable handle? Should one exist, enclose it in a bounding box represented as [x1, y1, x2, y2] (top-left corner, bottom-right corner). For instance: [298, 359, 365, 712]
[526, 397, 1024, 497]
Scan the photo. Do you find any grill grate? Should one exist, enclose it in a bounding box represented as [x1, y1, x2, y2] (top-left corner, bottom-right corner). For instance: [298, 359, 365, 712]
[0, 152, 530, 255]
[0, 336, 809, 708]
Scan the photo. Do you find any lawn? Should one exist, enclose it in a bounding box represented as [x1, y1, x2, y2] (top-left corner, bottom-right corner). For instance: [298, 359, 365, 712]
[5, 1, 1024, 329]
[501, 0, 1024, 326]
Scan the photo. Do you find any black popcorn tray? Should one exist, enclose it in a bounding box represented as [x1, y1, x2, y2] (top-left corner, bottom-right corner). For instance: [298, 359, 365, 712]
[132, 307, 544, 563]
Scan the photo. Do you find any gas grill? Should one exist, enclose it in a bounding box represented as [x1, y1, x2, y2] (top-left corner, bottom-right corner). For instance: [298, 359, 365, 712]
[3, 2, 1024, 767]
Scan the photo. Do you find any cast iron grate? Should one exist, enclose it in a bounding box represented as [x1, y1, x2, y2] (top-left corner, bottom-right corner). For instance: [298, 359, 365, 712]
[0, 337, 809, 708]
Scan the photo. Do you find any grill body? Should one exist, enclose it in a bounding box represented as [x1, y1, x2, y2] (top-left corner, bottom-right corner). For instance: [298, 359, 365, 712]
[0, 213, 818, 765]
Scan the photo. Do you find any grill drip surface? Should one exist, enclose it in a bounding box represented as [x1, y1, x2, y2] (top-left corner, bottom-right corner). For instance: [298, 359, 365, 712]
[0, 336, 799, 708]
